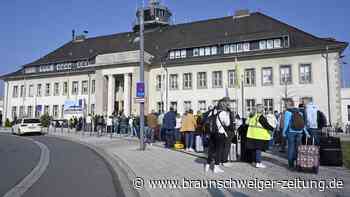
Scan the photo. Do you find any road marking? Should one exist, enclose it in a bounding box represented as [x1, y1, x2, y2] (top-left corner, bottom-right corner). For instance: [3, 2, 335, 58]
[3, 140, 50, 197]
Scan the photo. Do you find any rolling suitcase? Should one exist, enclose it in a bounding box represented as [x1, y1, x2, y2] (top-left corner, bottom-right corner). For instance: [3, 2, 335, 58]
[320, 127, 343, 166]
[296, 137, 319, 174]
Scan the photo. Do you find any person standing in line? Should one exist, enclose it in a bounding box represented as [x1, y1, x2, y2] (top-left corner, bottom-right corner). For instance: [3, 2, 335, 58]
[180, 109, 197, 152]
[163, 107, 177, 148]
[305, 100, 321, 145]
[175, 113, 182, 143]
[205, 97, 231, 173]
[86, 114, 92, 132]
[246, 104, 275, 168]
[283, 99, 310, 169]
[146, 110, 158, 144]
[158, 112, 165, 141]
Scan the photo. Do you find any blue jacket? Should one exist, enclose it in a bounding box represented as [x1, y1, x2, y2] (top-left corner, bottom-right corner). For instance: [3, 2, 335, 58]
[282, 108, 310, 137]
[163, 111, 176, 129]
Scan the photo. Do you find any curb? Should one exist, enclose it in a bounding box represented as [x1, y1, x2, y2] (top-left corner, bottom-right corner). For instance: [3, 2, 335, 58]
[48, 134, 145, 197]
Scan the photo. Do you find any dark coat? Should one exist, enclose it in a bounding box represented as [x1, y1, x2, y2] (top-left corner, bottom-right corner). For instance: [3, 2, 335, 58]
[163, 111, 176, 129]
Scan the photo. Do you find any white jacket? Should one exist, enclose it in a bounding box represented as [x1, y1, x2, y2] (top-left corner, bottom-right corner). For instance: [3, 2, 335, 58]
[306, 103, 318, 129]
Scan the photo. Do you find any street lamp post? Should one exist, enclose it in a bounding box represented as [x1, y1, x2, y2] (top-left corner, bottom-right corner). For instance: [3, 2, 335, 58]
[322, 46, 332, 126]
[139, 4, 146, 151]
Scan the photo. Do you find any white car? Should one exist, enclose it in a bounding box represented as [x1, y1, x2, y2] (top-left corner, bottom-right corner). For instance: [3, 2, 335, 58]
[12, 118, 43, 135]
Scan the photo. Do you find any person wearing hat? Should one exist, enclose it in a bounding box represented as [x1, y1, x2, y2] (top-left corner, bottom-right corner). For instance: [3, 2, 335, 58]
[246, 104, 275, 168]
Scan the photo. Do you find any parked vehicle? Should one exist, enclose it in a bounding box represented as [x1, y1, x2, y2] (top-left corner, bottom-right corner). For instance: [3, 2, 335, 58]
[12, 118, 43, 135]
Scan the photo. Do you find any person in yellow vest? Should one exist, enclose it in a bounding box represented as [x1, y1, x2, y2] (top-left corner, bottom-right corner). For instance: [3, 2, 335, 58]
[246, 104, 275, 168]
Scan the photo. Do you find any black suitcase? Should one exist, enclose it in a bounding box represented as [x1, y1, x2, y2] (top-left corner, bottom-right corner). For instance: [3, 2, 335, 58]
[319, 134, 343, 166]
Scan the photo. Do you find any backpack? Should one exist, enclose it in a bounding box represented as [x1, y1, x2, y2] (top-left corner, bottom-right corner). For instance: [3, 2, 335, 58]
[290, 110, 305, 131]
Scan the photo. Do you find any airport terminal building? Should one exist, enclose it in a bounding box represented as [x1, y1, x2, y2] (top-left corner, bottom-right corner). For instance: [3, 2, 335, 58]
[1, 1, 348, 125]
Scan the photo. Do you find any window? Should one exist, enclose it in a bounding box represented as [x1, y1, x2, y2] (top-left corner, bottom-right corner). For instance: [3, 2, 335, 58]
[27, 106, 33, 118]
[13, 85, 18, 98]
[169, 51, 175, 59]
[274, 39, 281, 48]
[244, 69, 256, 86]
[205, 47, 211, 56]
[300, 97, 313, 106]
[37, 84, 42, 97]
[230, 44, 237, 53]
[224, 45, 230, 54]
[169, 74, 178, 90]
[181, 49, 186, 58]
[348, 105, 350, 121]
[199, 48, 205, 56]
[12, 106, 17, 119]
[197, 72, 207, 89]
[299, 64, 312, 84]
[82, 80, 88, 94]
[53, 105, 59, 118]
[45, 83, 51, 96]
[61, 105, 65, 118]
[243, 43, 250, 52]
[91, 104, 95, 115]
[44, 105, 50, 115]
[262, 67, 273, 85]
[259, 40, 267, 50]
[20, 85, 25, 97]
[184, 101, 192, 112]
[211, 46, 217, 55]
[28, 85, 34, 97]
[19, 106, 25, 118]
[198, 100, 206, 112]
[63, 82, 68, 95]
[193, 48, 199, 57]
[237, 43, 243, 52]
[267, 40, 274, 49]
[157, 102, 164, 113]
[228, 70, 236, 88]
[183, 73, 192, 89]
[246, 99, 256, 115]
[170, 102, 178, 112]
[35, 105, 42, 118]
[156, 75, 162, 90]
[72, 81, 79, 95]
[91, 80, 95, 94]
[212, 71, 223, 88]
[175, 50, 181, 59]
[280, 65, 292, 84]
[54, 82, 59, 96]
[263, 99, 274, 114]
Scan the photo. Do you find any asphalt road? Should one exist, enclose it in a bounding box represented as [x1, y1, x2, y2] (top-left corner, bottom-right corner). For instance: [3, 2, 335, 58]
[0, 133, 118, 197]
[0, 134, 41, 197]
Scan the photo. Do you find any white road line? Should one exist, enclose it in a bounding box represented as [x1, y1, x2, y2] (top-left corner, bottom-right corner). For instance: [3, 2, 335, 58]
[3, 140, 50, 197]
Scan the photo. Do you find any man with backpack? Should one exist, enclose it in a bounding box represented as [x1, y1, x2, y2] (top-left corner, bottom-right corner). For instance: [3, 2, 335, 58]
[283, 99, 310, 169]
[204, 97, 231, 173]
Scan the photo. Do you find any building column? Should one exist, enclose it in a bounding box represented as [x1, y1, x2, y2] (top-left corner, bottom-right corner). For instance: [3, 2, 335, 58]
[124, 73, 131, 116]
[107, 75, 115, 116]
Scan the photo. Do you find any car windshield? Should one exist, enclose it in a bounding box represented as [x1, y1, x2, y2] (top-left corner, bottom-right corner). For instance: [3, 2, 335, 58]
[23, 119, 41, 124]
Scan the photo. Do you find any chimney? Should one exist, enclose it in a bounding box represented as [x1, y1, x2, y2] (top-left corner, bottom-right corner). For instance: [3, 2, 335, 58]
[233, 9, 250, 18]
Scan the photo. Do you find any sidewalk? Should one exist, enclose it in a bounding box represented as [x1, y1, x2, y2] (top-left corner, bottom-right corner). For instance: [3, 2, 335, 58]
[48, 129, 350, 197]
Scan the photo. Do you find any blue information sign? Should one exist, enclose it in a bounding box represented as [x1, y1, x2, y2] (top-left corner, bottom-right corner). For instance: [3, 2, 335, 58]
[136, 82, 145, 98]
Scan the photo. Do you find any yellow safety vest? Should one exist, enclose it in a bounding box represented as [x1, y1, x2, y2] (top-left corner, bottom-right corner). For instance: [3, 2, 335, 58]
[247, 113, 271, 141]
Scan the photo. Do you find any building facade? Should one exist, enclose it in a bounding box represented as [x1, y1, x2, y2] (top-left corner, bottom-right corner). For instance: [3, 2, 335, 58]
[0, 1, 348, 125]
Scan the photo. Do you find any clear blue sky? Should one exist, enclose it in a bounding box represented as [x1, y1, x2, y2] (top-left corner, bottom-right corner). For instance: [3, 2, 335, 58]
[0, 0, 349, 96]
